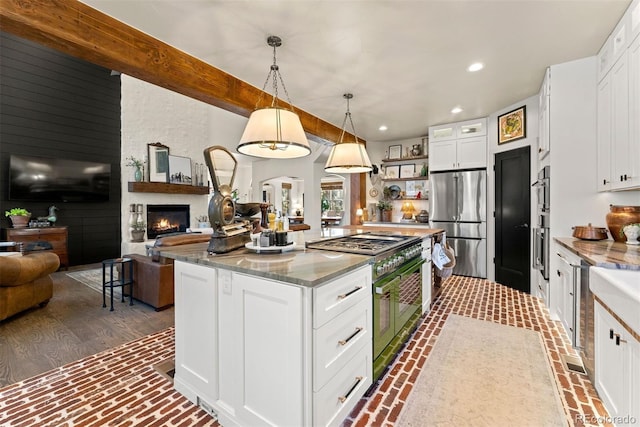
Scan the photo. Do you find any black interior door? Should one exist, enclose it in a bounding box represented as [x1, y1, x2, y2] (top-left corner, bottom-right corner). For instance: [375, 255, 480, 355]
[495, 146, 531, 293]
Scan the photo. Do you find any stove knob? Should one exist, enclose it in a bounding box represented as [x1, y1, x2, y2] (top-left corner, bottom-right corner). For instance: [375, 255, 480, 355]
[376, 265, 384, 275]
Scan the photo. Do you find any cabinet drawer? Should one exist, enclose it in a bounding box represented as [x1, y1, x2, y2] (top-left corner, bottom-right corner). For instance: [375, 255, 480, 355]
[313, 347, 372, 427]
[313, 265, 371, 328]
[314, 297, 371, 391]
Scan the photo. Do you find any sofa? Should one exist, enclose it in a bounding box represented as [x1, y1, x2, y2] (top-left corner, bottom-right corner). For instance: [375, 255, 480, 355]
[0, 252, 60, 321]
[123, 232, 211, 311]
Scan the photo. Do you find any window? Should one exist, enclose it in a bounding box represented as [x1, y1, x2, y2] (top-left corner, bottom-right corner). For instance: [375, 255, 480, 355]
[321, 181, 344, 213]
[282, 183, 291, 216]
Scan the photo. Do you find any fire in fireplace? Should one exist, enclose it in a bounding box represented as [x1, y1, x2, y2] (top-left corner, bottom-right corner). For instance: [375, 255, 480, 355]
[147, 204, 190, 239]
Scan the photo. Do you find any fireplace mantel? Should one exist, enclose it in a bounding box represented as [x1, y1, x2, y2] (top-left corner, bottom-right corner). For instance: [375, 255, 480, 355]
[128, 182, 209, 195]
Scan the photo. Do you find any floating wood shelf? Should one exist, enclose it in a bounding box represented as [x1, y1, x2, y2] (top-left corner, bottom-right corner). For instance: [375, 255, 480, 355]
[381, 155, 428, 163]
[381, 177, 429, 182]
[128, 182, 210, 195]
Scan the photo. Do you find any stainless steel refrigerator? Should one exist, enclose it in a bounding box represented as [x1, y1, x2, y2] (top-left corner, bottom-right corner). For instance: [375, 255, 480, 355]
[429, 169, 487, 278]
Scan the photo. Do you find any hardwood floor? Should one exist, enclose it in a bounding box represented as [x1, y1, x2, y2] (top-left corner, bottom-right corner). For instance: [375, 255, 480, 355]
[0, 264, 174, 387]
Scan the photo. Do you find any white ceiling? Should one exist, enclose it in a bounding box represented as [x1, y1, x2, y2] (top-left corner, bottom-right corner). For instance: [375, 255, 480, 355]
[82, 0, 629, 144]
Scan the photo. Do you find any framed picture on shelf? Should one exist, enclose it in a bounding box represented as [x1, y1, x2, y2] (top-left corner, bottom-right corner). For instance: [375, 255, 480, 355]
[405, 180, 416, 197]
[168, 155, 193, 185]
[147, 142, 170, 182]
[400, 164, 416, 178]
[388, 144, 402, 160]
[498, 105, 526, 144]
[385, 165, 400, 179]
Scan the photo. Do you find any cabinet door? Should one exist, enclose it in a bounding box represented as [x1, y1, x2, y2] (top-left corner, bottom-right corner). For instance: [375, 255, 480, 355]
[429, 140, 457, 171]
[538, 68, 551, 160]
[173, 261, 219, 406]
[611, 52, 631, 190]
[628, 34, 640, 189]
[223, 272, 304, 427]
[598, 36, 614, 82]
[597, 75, 613, 191]
[456, 118, 487, 139]
[457, 136, 487, 169]
[595, 302, 628, 419]
[428, 123, 456, 142]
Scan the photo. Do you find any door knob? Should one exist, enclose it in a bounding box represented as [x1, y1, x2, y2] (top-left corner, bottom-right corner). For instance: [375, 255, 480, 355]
[515, 223, 529, 228]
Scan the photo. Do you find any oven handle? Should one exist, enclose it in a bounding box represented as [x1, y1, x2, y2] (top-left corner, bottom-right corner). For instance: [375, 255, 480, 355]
[398, 257, 425, 277]
[375, 275, 401, 294]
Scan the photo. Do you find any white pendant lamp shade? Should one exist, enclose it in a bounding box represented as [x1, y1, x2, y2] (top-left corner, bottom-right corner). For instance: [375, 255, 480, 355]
[237, 35, 311, 159]
[324, 93, 372, 173]
[238, 107, 311, 159]
[325, 141, 373, 173]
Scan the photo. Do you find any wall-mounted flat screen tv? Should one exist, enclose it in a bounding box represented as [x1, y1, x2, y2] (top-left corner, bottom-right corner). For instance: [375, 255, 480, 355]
[9, 154, 111, 202]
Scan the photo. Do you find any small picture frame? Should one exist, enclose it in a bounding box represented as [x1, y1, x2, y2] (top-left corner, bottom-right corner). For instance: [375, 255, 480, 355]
[388, 144, 402, 160]
[498, 105, 526, 144]
[405, 180, 416, 197]
[400, 164, 416, 178]
[386, 165, 400, 179]
[168, 155, 192, 185]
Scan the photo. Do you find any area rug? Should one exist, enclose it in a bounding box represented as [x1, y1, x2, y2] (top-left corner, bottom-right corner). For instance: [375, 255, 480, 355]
[397, 314, 566, 427]
[66, 268, 122, 299]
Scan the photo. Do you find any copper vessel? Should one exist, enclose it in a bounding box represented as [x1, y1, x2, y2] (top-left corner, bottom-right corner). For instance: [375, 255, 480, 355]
[605, 205, 640, 242]
[572, 223, 608, 240]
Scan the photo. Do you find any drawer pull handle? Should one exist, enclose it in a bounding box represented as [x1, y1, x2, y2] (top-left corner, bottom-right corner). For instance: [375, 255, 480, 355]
[338, 327, 363, 346]
[615, 334, 627, 346]
[338, 286, 362, 300]
[338, 376, 363, 403]
[610, 328, 615, 340]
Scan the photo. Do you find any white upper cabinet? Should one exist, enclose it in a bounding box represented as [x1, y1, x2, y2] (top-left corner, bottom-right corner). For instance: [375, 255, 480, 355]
[596, 0, 640, 191]
[538, 68, 551, 160]
[429, 118, 487, 171]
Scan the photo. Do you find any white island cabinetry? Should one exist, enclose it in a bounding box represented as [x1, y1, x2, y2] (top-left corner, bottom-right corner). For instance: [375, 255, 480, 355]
[173, 260, 372, 427]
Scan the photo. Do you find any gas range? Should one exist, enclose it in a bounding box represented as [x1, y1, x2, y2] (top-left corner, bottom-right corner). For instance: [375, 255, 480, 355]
[306, 232, 423, 280]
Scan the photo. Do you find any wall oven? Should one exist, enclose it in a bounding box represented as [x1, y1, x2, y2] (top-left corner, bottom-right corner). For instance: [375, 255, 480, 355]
[532, 166, 550, 280]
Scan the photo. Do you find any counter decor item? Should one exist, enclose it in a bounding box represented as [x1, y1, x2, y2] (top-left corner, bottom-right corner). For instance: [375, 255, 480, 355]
[377, 200, 393, 222]
[605, 205, 640, 242]
[4, 208, 31, 228]
[571, 223, 608, 240]
[415, 210, 429, 223]
[621, 223, 640, 245]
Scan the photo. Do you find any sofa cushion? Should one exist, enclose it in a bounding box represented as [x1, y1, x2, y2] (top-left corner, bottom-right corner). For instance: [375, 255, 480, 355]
[0, 252, 60, 287]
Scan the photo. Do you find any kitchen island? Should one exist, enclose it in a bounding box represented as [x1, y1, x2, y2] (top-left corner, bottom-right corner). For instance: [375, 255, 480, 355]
[162, 225, 443, 427]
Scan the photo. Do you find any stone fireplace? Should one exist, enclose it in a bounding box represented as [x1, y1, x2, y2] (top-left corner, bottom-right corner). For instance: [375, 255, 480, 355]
[147, 204, 190, 239]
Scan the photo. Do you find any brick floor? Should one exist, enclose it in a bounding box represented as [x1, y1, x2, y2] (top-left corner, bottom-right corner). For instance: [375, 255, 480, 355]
[343, 275, 611, 427]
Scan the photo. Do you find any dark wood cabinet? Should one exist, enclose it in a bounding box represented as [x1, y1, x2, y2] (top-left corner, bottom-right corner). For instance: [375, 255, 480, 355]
[4, 226, 69, 269]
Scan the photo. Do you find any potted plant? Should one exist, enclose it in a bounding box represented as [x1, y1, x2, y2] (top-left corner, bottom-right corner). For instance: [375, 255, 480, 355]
[130, 222, 147, 242]
[125, 156, 144, 182]
[196, 215, 210, 228]
[5, 208, 31, 228]
[377, 200, 393, 222]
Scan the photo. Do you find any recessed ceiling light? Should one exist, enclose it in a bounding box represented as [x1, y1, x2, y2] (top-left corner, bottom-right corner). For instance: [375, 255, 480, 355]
[379, 125, 388, 131]
[467, 62, 484, 72]
[451, 107, 463, 114]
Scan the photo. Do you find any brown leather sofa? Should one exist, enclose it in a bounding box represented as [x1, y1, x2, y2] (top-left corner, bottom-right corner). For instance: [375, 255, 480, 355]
[124, 232, 210, 311]
[0, 252, 60, 321]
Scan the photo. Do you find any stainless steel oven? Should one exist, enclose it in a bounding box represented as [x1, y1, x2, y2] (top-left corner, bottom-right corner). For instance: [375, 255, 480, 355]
[532, 166, 550, 280]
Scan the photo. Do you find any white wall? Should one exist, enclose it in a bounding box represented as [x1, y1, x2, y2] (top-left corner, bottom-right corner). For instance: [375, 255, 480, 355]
[120, 75, 248, 254]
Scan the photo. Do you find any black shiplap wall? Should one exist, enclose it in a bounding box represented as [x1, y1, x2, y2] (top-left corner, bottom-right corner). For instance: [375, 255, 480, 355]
[0, 31, 122, 265]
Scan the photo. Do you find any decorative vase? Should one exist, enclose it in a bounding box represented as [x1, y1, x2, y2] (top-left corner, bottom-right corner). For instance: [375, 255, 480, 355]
[381, 209, 392, 223]
[134, 167, 142, 182]
[605, 205, 640, 242]
[411, 144, 422, 157]
[131, 230, 145, 242]
[420, 163, 428, 177]
[622, 224, 640, 245]
[9, 215, 30, 228]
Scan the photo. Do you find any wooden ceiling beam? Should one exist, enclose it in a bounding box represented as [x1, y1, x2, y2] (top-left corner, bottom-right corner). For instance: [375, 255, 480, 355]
[0, 0, 359, 146]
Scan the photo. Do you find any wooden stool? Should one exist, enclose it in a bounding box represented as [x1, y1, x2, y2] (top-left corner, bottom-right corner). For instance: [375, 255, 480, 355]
[102, 257, 134, 311]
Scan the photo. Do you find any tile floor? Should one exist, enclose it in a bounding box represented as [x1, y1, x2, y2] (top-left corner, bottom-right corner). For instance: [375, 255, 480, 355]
[0, 276, 610, 426]
[344, 275, 610, 427]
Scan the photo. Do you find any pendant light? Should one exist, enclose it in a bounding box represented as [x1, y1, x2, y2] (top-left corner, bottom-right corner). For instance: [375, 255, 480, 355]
[237, 36, 311, 159]
[325, 93, 372, 173]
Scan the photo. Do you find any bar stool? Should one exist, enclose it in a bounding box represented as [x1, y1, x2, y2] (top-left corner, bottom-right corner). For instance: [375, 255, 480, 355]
[102, 257, 134, 311]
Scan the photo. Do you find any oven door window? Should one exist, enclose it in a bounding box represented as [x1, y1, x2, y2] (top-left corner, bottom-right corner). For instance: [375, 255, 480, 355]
[373, 275, 400, 359]
[395, 258, 424, 331]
